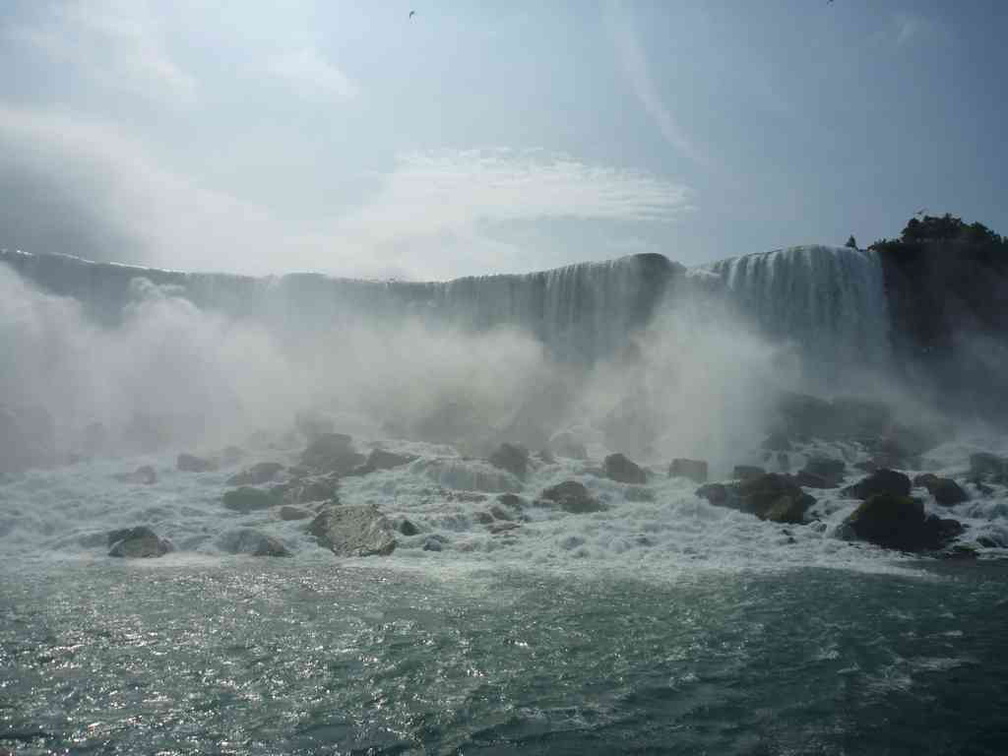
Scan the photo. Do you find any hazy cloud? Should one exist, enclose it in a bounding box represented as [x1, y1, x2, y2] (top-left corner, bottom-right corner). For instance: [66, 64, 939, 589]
[267, 47, 358, 102]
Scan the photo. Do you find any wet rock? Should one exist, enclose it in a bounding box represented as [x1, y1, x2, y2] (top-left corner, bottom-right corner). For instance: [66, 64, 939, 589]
[844, 494, 963, 552]
[423, 536, 444, 552]
[496, 493, 526, 511]
[113, 465, 157, 485]
[624, 485, 655, 502]
[736, 473, 815, 524]
[540, 480, 605, 513]
[360, 448, 417, 474]
[695, 483, 729, 505]
[604, 453, 647, 484]
[801, 457, 846, 487]
[488, 443, 530, 479]
[176, 453, 218, 473]
[489, 521, 520, 534]
[792, 471, 832, 489]
[281, 475, 339, 505]
[668, 458, 708, 484]
[733, 465, 766, 481]
[108, 526, 172, 558]
[915, 475, 969, 506]
[308, 503, 397, 557]
[218, 528, 292, 557]
[299, 433, 365, 474]
[537, 448, 556, 465]
[226, 462, 284, 486]
[222, 486, 280, 513]
[398, 518, 420, 536]
[278, 505, 312, 521]
[474, 510, 494, 525]
[844, 469, 912, 500]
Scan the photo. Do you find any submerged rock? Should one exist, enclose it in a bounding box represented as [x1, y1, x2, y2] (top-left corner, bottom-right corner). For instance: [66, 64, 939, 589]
[278, 505, 312, 521]
[226, 461, 284, 486]
[668, 458, 708, 484]
[108, 526, 172, 558]
[355, 448, 417, 475]
[222, 486, 280, 513]
[604, 453, 647, 484]
[844, 494, 963, 552]
[540, 480, 605, 513]
[844, 469, 911, 500]
[113, 465, 157, 485]
[398, 518, 420, 536]
[176, 453, 218, 473]
[299, 433, 365, 474]
[218, 528, 292, 557]
[914, 474, 969, 506]
[308, 503, 397, 557]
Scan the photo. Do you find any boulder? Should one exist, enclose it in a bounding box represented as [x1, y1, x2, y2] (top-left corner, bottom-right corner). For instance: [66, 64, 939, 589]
[299, 433, 365, 474]
[736, 473, 815, 524]
[108, 526, 172, 558]
[176, 453, 218, 473]
[226, 462, 284, 486]
[604, 453, 648, 484]
[113, 465, 157, 485]
[540, 480, 605, 513]
[488, 443, 530, 479]
[844, 469, 912, 500]
[792, 470, 833, 489]
[398, 518, 420, 536]
[308, 503, 397, 557]
[733, 465, 766, 481]
[696, 483, 729, 506]
[914, 474, 969, 506]
[362, 448, 417, 473]
[801, 457, 846, 487]
[491, 493, 525, 520]
[668, 458, 708, 484]
[423, 536, 445, 552]
[222, 486, 280, 513]
[278, 505, 312, 521]
[844, 494, 963, 552]
[218, 528, 292, 557]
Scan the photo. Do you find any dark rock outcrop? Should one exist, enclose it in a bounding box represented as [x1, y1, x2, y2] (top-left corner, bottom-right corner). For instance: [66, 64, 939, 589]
[176, 453, 218, 473]
[308, 503, 397, 556]
[844, 469, 912, 500]
[108, 526, 172, 558]
[488, 443, 530, 479]
[668, 458, 708, 483]
[299, 433, 365, 474]
[226, 461, 284, 486]
[604, 453, 647, 484]
[844, 494, 963, 552]
[356, 448, 417, 475]
[540, 480, 605, 513]
[914, 474, 969, 506]
[733, 465, 766, 481]
[218, 528, 292, 557]
[697, 474, 814, 524]
[222, 486, 280, 513]
[398, 518, 420, 536]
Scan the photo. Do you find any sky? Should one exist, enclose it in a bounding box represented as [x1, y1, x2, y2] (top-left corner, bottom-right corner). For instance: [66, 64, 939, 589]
[0, 0, 1005, 280]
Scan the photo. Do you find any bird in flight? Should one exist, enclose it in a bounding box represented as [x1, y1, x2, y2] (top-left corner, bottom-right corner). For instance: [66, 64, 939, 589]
[409, 10, 415, 19]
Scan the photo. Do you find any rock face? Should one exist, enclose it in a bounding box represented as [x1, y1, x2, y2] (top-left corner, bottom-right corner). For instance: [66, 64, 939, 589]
[308, 503, 397, 556]
[113, 465, 157, 485]
[488, 443, 530, 479]
[669, 458, 708, 483]
[540, 480, 605, 513]
[300, 433, 365, 474]
[218, 528, 292, 557]
[844, 469, 912, 500]
[604, 453, 647, 484]
[696, 474, 814, 524]
[914, 474, 969, 506]
[226, 462, 284, 486]
[845, 494, 963, 552]
[108, 526, 172, 558]
[222, 486, 280, 513]
[176, 453, 218, 473]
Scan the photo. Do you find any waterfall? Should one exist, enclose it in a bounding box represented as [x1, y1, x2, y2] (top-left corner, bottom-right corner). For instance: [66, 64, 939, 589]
[691, 245, 892, 368]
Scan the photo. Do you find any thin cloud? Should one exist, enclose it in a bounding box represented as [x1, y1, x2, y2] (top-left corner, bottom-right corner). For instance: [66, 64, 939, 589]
[267, 47, 358, 102]
[7, 0, 196, 103]
[605, 1, 705, 166]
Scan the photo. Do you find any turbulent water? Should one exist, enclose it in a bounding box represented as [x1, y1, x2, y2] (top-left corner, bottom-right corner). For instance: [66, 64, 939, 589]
[2, 246, 1008, 754]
